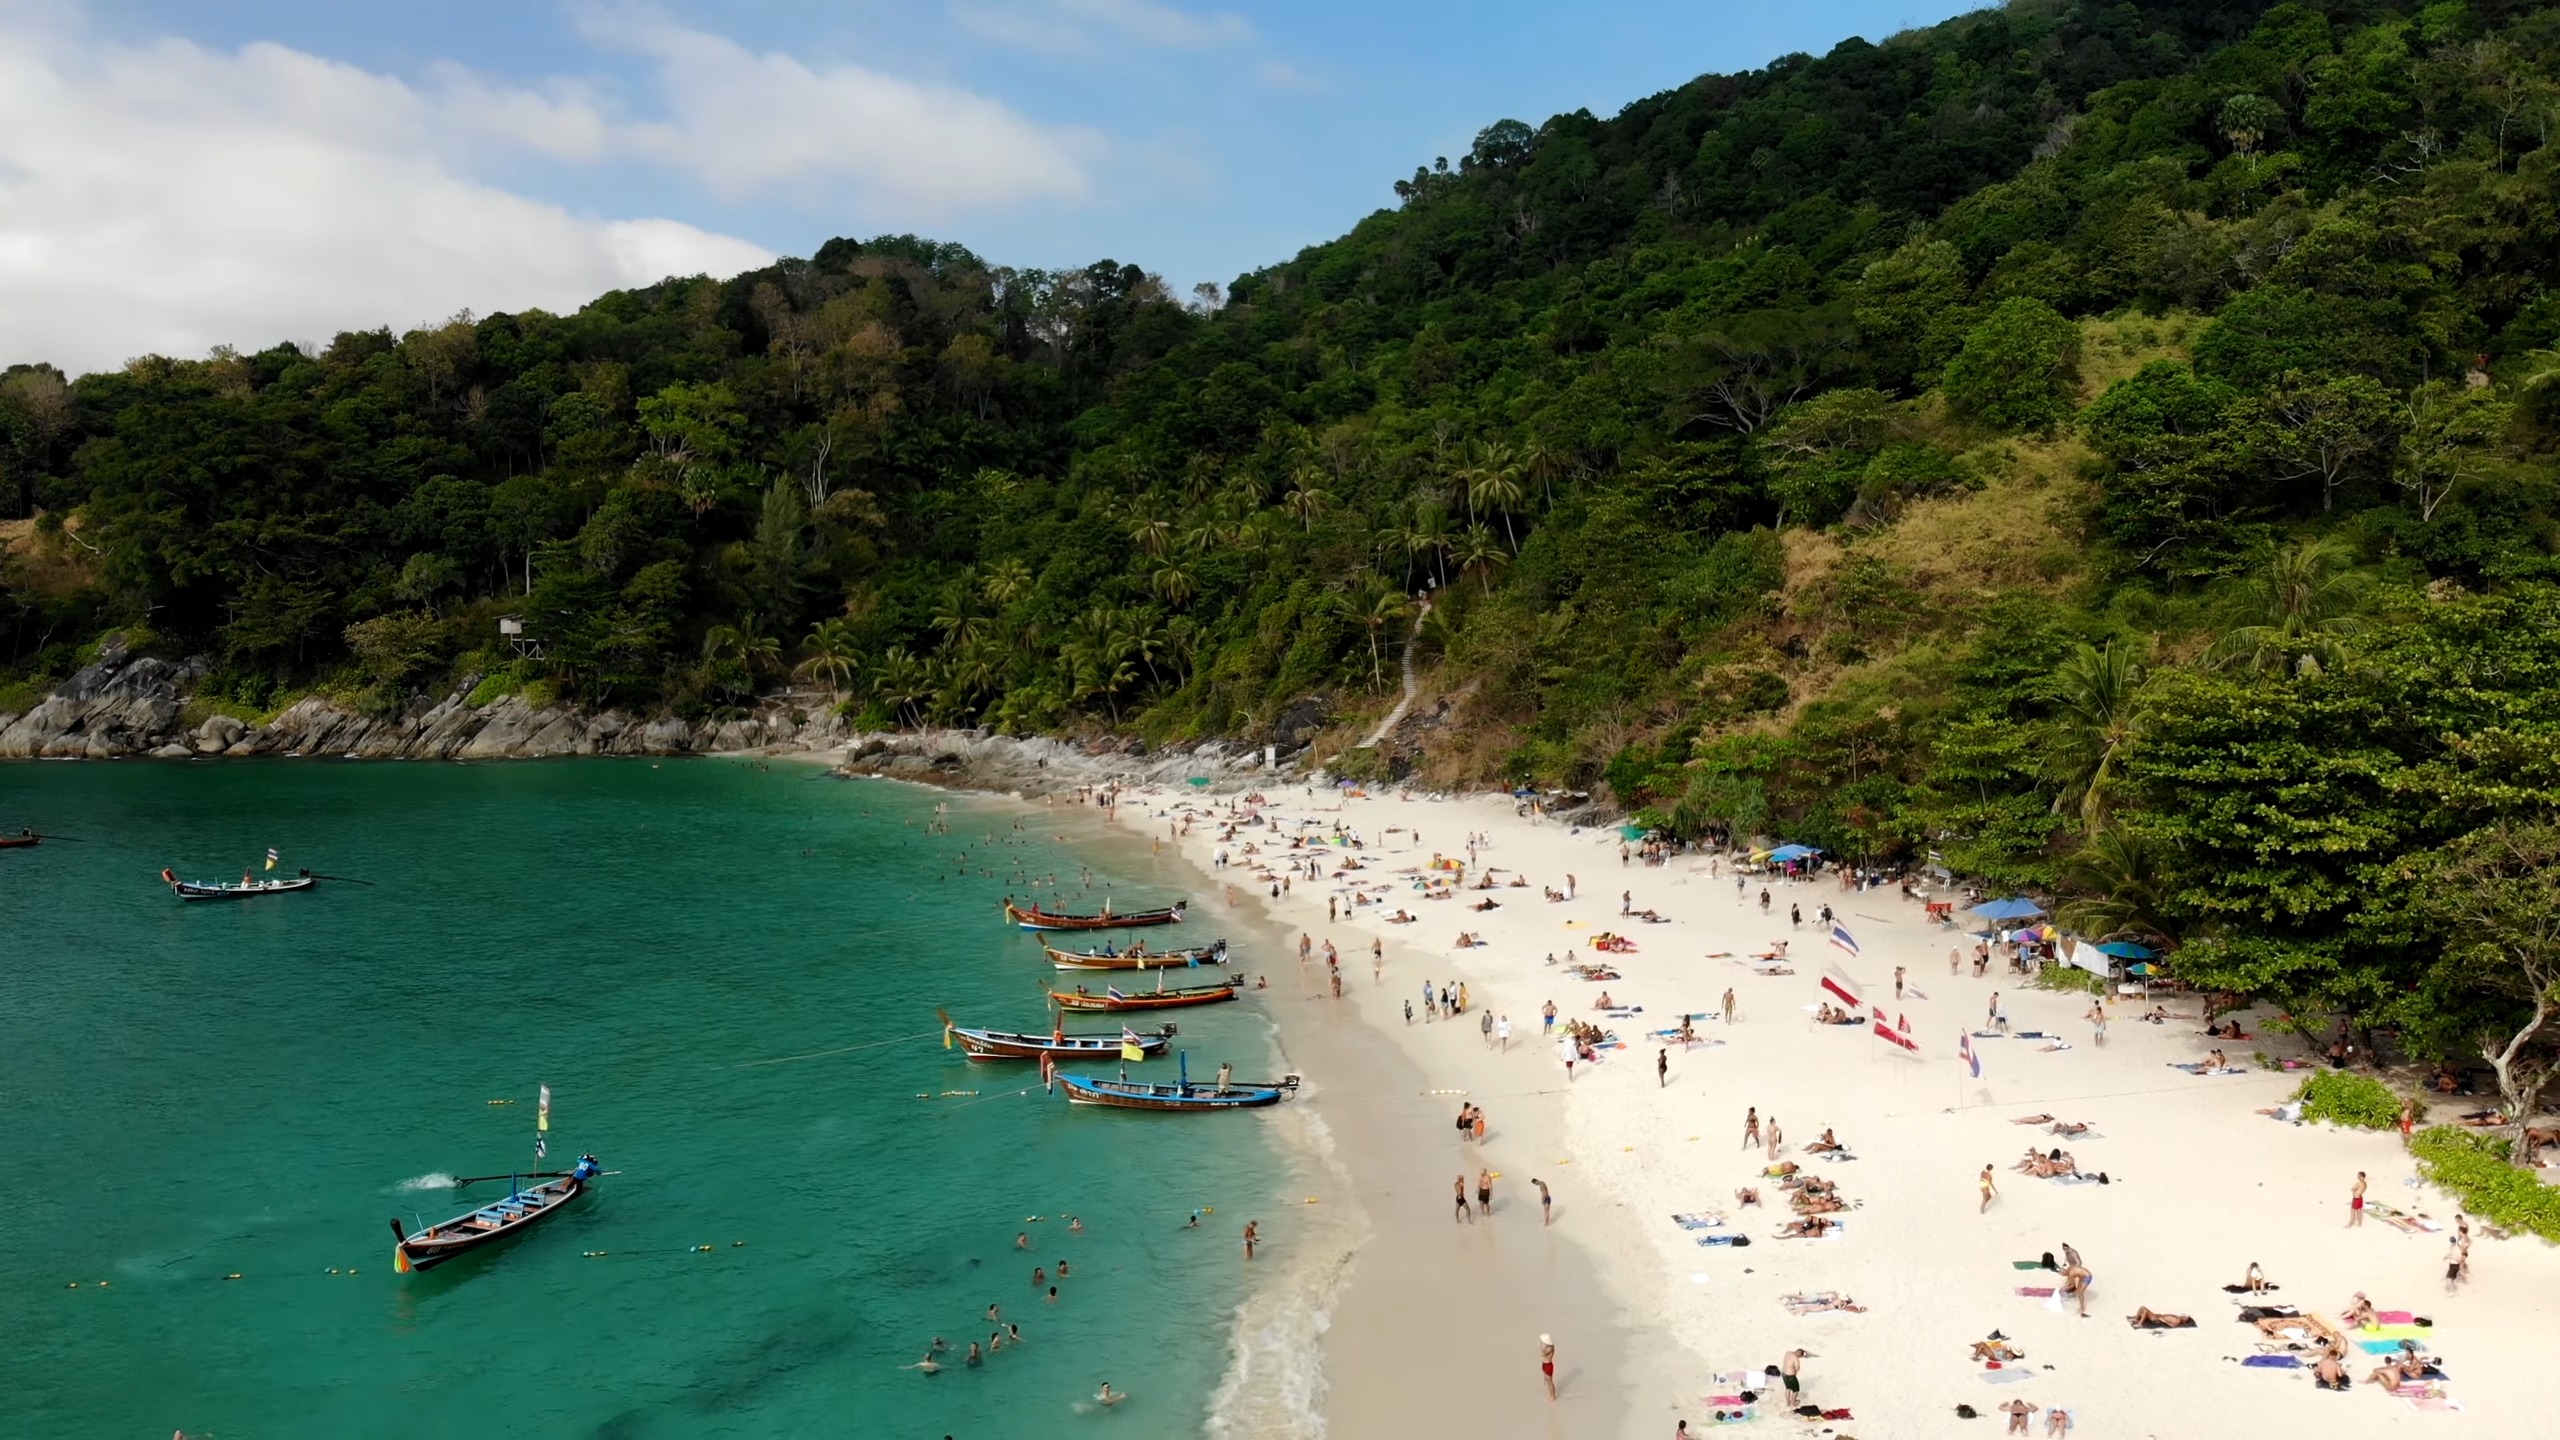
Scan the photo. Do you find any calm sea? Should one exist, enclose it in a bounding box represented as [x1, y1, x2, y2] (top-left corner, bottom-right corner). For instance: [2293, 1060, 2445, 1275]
[0, 759, 1290, 1439]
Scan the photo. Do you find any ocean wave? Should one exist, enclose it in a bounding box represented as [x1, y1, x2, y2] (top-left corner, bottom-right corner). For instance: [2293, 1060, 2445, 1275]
[1206, 1106, 1368, 1440]
[394, 1173, 456, 1192]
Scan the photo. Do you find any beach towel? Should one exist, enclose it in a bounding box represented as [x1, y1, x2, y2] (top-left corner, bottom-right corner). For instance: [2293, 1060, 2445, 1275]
[2013, 1260, 2053, 1270]
[2377, 1310, 2418, 1324]
[2015, 1030, 2051, 1039]
[1696, 1234, 1749, 1247]
[2401, 1395, 2461, 1413]
[1673, 1213, 1725, 1229]
[2016, 1286, 2057, 1297]
[2358, 1339, 2422, 1354]
[2240, 1355, 2303, 1369]
[1979, 1367, 2036, 1385]
[2048, 1173, 2102, 1185]
[2362, 1323, 2434, 1340]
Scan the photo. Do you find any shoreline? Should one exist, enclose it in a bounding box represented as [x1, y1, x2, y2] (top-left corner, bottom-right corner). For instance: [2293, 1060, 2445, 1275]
[1078, 782, 2560, 1435]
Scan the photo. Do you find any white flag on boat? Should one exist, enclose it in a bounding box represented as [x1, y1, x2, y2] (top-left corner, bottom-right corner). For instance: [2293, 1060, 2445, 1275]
[537, 1084, 551, 1133]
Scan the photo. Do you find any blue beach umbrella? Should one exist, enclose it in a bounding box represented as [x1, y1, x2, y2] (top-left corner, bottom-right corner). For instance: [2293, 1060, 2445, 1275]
[2095, 940, 2158, 959]
[1970, 898, 2047, 922]
[1765, 843, 1821, 863]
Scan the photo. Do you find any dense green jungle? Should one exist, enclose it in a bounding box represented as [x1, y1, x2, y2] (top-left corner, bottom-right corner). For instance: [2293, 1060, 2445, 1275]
[10, 0, 2560, 1114]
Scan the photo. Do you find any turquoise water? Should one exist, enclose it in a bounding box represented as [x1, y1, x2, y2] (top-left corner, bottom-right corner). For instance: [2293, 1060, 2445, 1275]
[0, 760, 1285, 1438]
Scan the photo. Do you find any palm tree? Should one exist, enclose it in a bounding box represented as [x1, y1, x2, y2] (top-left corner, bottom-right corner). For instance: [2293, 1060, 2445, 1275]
[796, 618, 860, 704]
[1130, 515, 1173, 558]
[1284, 469, 1330, 531]
[1152, 563, 1197, 607]
[873, 644, 927, 726]
[982, 557, 1033, 607]
[1403, 504, 1455, 589]
[2057, 826, 2174, 947]
[703, 613, 780, 677]
[2046, 641, 2146, 828]
[1356, 584, 1412, 688]
[2207, 537, 2371, 676]
[1457, 523, 1510, 593]
[1467, 459, 1526, 550]
[932, 584, 990, 653]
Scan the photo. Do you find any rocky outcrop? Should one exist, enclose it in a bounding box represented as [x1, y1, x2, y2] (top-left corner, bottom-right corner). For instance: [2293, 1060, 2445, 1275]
[832, 730, 1282, 797]
[0, 643, 848, 762]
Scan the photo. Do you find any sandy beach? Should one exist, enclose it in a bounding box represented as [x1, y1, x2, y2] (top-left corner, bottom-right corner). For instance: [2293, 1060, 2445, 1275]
[1105, 781, 2560, 1436]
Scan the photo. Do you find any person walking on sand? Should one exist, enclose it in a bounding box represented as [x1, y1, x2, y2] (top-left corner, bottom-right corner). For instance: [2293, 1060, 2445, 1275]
[1455, 1176, 1474, 1224]
[2349, 1171, 2367, 1227]
[1498, 1014, 1512, 1050]
[1404, 999, 1414, 1025]
[1780, 1348, 1807, 1406]
[1539, 1335, 1557, 1400]
[1559, 1035, 1577, 1081]
[1743, 1107, 1760, 1149]
[1543, 998, 1558, 1035]
[2087, 1002, 2106, 1047]
[1790, 902, 1802, 929]
[1478, 1168, 1494, 1218]
[1658, 1047, 1669, 1087]
[1980, 1164, 1999, 1213]
[1987, 992, 2000, 1030]
[1533, 1177, 1552, 1226]
[1766, 1117, 1784, 1161]
[1950, 945, 1962, 976]
[1759, 888, 1771, 914]
[1723, 987, 1737, 1024]
[1482, 1010, 1496, 1047]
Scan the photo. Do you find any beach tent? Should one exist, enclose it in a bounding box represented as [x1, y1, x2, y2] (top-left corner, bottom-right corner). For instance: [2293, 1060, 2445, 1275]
[1970, 898, 2046, 921]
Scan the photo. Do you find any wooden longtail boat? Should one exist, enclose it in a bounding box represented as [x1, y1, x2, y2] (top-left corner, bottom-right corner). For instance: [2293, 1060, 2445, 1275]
[165, 872, 319, 900]
[1005, 899, 1186, 932]
[390, 1155, 601, 1272]
[1049, 981, 1237, 1012]
[0, 831, 42, 849]
[1056, 1055, 1298, 1111]
[1042, 939, 1228, 971]
[942, 1021, 1178, 1062]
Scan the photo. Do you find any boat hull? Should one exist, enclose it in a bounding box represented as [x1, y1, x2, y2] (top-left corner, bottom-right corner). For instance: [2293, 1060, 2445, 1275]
[952, 1027, 1173, 1062]
[1049, 985, 1237, 1012]
[171, 877, 318, 901]
[394, 1174, 586, 1272]
[1057, 1074, 1285, 1110]
[1007, 902, 1185, 932]
[1044, 941, 1227, 971]
[0, 836, 39, 849]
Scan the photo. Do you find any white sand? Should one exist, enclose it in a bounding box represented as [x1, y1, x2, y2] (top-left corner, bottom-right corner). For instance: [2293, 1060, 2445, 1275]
[1133, 784, 2560, 1436]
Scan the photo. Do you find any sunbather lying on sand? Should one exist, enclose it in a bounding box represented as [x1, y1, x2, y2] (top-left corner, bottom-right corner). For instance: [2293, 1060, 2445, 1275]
[2367, 1358, 2428, 1392]
[1792, 1193, 1848, 1215]
[2126, 1308, 2193, 1329]
[1969, 1338, 2025, 1363]
[2012, 1114, 2055, 1125]
[1775, 1216, 1834, 1238]
[1784, 1291, 1867, 1313]
[2313, 1351, 2350, 1390]
[2048, 1121, 2091, 1137]
[1734, 1187, 1761, 1207]
[1805, 1128, 1846, 1153]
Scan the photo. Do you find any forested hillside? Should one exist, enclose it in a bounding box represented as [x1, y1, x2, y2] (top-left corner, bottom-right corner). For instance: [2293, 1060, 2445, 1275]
[9, 0, 2560, 1095]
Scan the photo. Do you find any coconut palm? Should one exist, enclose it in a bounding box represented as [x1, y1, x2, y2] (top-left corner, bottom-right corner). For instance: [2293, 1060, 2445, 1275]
[2046, 640, 2146, 828]
[2056, 826, 2174, 947]
[982, 557, 1034, 607]
[1284, 468, 1330, 531]
[1465, 444, 1526, 549]
[1457, 523, 1510, 593]
[796, 618, 860, 704]
[1356, 584, 1412, 688]
[2207, 537, 2371, 676]
[1403, 504, 1455, 589]
[1153, 564, 1198, 607]
[1130, 515, 1173, 558]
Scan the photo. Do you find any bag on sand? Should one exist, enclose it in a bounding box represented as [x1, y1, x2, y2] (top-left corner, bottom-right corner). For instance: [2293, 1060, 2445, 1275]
[1954, 1402, 1979, 1418]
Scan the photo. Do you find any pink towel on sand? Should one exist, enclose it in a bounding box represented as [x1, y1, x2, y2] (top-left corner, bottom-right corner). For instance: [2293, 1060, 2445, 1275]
[2016, 1286, 2056, 1297]
[2378, 1310, 2416, 1324]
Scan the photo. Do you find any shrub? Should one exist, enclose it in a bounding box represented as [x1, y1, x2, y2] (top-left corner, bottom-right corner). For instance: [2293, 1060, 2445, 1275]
[2290, 1070, 2405, 1130]
[464, 671, 519, 708]
[2409, 1126, 2560, 1243]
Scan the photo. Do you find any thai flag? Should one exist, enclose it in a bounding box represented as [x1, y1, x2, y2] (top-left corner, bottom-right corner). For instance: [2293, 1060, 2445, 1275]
[1828, 922, 1860, 957]
[1107, 985, 1127, 1001]
[1122, 1026, 1141, 1045]
[1960, 1032, 1981, 1078]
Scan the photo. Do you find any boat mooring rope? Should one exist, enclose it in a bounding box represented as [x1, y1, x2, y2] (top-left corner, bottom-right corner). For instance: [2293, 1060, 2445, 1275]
[731, 1028, 944, 1068]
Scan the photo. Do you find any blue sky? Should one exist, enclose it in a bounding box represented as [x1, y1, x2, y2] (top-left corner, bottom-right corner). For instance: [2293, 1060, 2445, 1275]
[7, 1, 1971, 370]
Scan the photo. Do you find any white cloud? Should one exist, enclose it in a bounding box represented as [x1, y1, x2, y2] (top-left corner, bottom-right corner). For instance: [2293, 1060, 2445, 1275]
[0, 8, 1102, 374]
[579, 9, 1099, 206]
[956, 0, 1253, 54]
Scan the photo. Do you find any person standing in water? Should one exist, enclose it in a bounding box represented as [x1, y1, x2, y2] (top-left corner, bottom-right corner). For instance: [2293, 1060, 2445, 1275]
[1243, 1219, 1258, 1260]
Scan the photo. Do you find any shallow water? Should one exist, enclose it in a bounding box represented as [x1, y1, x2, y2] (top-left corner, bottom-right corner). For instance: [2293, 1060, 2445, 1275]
[0, 760, 1288, 1438]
